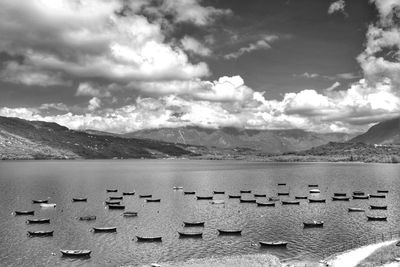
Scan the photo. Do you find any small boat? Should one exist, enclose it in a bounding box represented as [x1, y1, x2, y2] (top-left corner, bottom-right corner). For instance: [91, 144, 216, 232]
[268, 197, 280, 202]
[332, 196, 350, 201]
[309, 189, 320, 193]
[123, 211, 138, 217]
[122, 192, 135, 195]
[196, 196, 213, 200]
[303, 221, 324, 227]
[92, 227, 117, 232]
[308, 184, 318, 187]
[228, 195, 241, 198]
[40, 203, 56, 208]
[277, 183, 286, 186]
[109, 196, 123, 200]
[353, 191, 365, 196]
[353, 195, 369, 199]
[61, 249, 91, 257]
[370, 205, 387, 210]
[217, 229, 242, 235]
[146, 199, 161, 202]
[282, 200, 300, 205]
[136, 236, 162, 242]
[183, 221, 205, 227]
[72, 198, 87, 202]
[369, 194, 386, 198]
[173, 186, 184, 190]
[184, 191, 196, 195]
[15, 210, 34, 216]
[259, 241, 288, 247]
[105, 200, 120, 205]
[32, 199, 48, 204]
[106, 189, 118, 193]
[256, 202, 275, 207]
[240, 190, 251, 193]
[178, 231, 203, 238]
[213, 191, 225, 194]
[26, 218, 50, 224]
[377, 190, 389, 193]
[295, 196, 308, 199]
[240, 198, 256, 203]
[277, 192, 289, 196]
[211, 200, 225, 204]
[28, 230, 53, 237]
[367, 215, 387, 221]
[79, 215, 96, 221]
[348, 208, 365, 212]
[334, 193, 347, 197]
[108, 205, 125, 210]
[139, 194, 152, 198]
[254, 194, 266, 197]
[309, 199, 326, 203]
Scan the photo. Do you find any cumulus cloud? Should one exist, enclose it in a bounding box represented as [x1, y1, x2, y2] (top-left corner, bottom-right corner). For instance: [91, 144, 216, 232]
[75, 82, 112, 98]
[328, 0, 346, 15]
[180, 36, 211, 56]
[88, 97, 101, 111]
[325, 81, 341, 91]
[224, 35, 279, 60]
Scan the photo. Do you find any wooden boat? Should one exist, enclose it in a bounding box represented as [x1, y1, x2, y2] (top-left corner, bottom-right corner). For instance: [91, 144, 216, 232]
[228, 194, 241, 198]
[332, 196, 350, 201]
[277, 183, 286, 186]
[308, 184, 318, 187]
[353, 191, 365, 196]
[213, 191, 225, 194]
[139, 194, 152, 198]
[122, 192, 135, 195]
[72, 198, 87, 202]
[295, 196, 308, 199]
[240, 190, 251, 193]
[377, 190, 389, 193]
[92, 227, 117, 232]
[108, 204, 125, 210]
[15, 210, 34, 216]
[367, 215, 387, 221]
[369, 194, 386, 198]
[146, 198, 161, 202]
[217, 229, 242, 235]
[303, 221, 324, 227]
[109, 196, 123, 200]
[282, 200, 300, 205]
[40, 203, 56, 208]
[353, 195, 369, 199]
[370, 205, 387, 210]
[334, 193, 347, 197]
[240, 198, 256, 203]
[254, 194, 267, 197]
[32, 199, 48, 204]
[61, 249, 91, 257]
[211, 200, 225, 204]
[136, 236, 162, 242]
[268, 197, 280, 202]
[184, 191, 196, 195]
[79, 215, 96, 221]
[259, 241, 288, 247]
[178, 231, 203, 238]
[309, 199, 326, 203]
[106, 189, 118, 193]
[173, 186, 184, 190]
[196, 196, 213, 200]
[309, 189, 320, 193]
[277, 192, 289, 196]
[348, 208, 365, 212]
[256, 202, 275, 207]
[123, 211, 138, 217]
[105, 200, 120, 205]
[28, 230, 53, 237]
[26, 218, 50, 224]
[183, 221, 205, 227]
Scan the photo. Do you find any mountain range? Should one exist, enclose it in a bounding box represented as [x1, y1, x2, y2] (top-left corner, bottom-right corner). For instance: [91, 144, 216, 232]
[350, 117, 400, 145]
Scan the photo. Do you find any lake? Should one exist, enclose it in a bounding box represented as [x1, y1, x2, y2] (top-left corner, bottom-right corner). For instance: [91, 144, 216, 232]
[0, 160, 399, 266]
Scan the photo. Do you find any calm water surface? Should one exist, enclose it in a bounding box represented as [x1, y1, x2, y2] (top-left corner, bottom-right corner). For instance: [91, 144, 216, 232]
[0, 160, 399, 266]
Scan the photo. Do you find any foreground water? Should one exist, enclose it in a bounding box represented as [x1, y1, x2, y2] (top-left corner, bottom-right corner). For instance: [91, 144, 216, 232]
[0, 160, 399, 266]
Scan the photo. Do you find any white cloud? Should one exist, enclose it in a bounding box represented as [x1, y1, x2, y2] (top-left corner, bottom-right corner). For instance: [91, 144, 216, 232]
[297, 72, 320, 79]
[224, 35, 279, 60]
[88, 97, 101, 111]
[325, 81, 341, 92]
[180, 36, 211, 57]
[328, 0, 346, 15]
[76, 82, 112, 98]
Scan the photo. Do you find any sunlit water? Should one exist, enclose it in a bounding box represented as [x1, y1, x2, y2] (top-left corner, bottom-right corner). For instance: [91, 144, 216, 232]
[0, 160, 399, 266]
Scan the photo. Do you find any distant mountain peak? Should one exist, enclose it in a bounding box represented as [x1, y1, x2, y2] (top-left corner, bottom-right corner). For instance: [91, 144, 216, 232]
[351, 117, 400, 145]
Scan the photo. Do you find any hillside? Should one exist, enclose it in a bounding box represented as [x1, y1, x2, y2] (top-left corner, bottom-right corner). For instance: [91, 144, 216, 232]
[126, 126, 355, 154]
[0, 116, 195, 160]
[351, 117, 400, 145]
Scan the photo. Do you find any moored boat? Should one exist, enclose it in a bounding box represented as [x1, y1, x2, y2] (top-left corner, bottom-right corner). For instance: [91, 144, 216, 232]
[240, 198, 256, 203]
[256, 202, 275, 207]
[353, 195, 369, 199]
[369, 194, 386, 198]
[92, 227, 117, 232]
[72, 198, 87, 202]
[377, 190, 389, 193]
[217, 229, 242, 235]
[122, 192, 135, 195]
[15, 210, 34, 216]
[28, 230, 53, 237]
[178, 231, 203, 238]
[308, 198, 326, 203]
[309, 189, 320, 193]
[139, 194, 152, 198]
[295, 196, 308, 199]
[173, 186, 183, 190]
[277, 183, 286, 186]
[213, 191, 224, 194]
[109, 196, 123, 200]
[106, 189, 118, 193]
[282, 200, 300, 205]
[146, 198, 161, 202]
[183, 221, 205, 227]
[26, 218, 50, 224]
[184, 191, 196, 195]
[370, 205, 387, 210]
[228, 194, 241, 198]
[79, 215, 96, 221]
[334, 193, 347, 197]
[277, 192, 289, 196]
[259, 241, 288, 247]
[196, 196, 213, 200]
[332, 196, 350, 201]
[240, 190, 251, 193]
[348, 208, 365, 212]
[211, 200, 225, 204]
[254, 194, 267, 197]
[105, 200, 120, 205]
[308, 184, 318, 187]
[303, 221, 324, 227]
[108, 204, 125, 210]
[136, 236, 162, 242]
[367, 215, 387, 221]
[40, 203, 56, 208]
[123, 211, 138, 217]
[32, 199, 48, 204]
[268, 197, 280, 201]
[353, 191, 365, 196]
[61, 249, 91, 257]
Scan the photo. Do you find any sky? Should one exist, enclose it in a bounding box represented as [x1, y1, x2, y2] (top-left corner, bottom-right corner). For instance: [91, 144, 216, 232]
[0, 0, 399, 133]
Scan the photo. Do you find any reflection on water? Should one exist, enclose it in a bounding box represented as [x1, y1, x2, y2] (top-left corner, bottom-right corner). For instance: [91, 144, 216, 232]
[0, 160, 399, 266]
